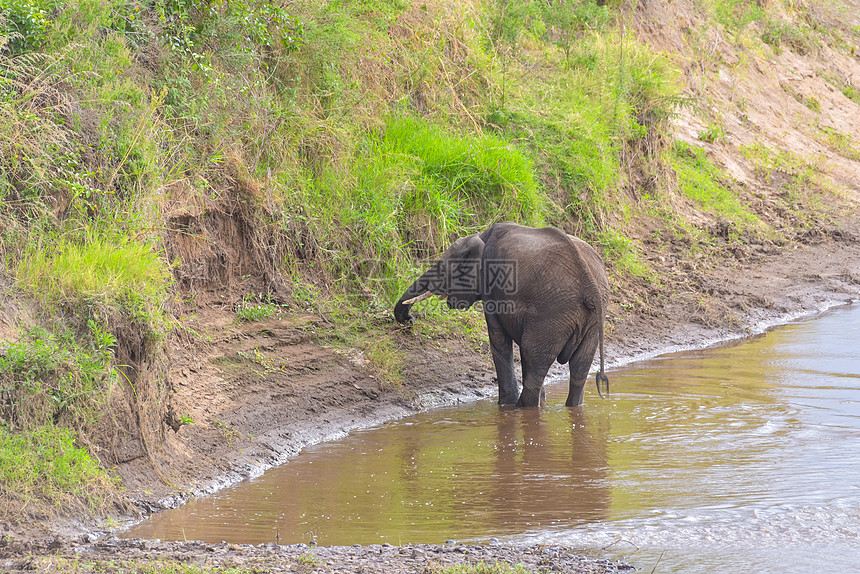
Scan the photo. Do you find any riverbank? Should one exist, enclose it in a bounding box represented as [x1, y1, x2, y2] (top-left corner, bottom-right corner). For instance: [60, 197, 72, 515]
[2, 1, 859, 571]
[1, 538, 633, 573]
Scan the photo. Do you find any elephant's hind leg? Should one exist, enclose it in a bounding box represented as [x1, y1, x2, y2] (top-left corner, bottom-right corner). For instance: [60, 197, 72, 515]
[565, 333, 599, 407]
[517, 352, 554, 408]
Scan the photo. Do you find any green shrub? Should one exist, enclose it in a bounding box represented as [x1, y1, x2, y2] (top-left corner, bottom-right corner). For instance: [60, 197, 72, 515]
[0, 0, 61, 53]
[1, 322, 117, 429]
[537, 0, 611, 66]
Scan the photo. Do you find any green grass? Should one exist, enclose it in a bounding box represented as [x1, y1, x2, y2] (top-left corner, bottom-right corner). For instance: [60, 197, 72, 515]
[712, 0, 819, 54]
[289, 113, 548, 303]
[18, 235, 169, 305]
[492, 26, 685, 236]
[816, 126, 860, 161]
[820, 70, 860, 105]
[740, 142, 838, 197]
[713, 0, 765, 33]
[670, 142, 761, 232]
[236, 302, 279, 322]
[0, 323, 117, 430]
[0, 424, 119, 514]
[598, 229, 653, 280]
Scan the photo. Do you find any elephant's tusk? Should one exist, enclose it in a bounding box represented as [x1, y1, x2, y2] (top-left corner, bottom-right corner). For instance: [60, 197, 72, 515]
[402, 291, 434, 305]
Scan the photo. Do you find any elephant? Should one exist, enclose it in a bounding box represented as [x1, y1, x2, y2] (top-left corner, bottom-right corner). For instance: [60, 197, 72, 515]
[394, 222, 610, 407]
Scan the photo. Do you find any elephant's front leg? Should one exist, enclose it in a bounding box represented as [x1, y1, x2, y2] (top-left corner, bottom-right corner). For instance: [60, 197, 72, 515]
[487, 316, 518, 405]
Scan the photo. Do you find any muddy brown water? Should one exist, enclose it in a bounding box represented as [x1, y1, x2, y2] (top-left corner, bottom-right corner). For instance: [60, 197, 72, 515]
[127, 305, 860, 572]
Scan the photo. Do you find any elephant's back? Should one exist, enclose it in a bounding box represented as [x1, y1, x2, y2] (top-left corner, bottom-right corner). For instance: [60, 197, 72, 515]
[485, 225, 603, 306]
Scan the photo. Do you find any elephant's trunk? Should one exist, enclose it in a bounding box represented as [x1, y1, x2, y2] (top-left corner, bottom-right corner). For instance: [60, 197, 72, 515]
[394, 276, 432, 324]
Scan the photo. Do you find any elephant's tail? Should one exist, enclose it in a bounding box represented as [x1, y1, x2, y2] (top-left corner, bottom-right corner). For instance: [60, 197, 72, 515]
[595, 312, 610, 399]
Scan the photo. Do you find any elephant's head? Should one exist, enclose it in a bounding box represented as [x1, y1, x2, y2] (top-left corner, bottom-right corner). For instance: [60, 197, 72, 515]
[393, 233, 485, 324]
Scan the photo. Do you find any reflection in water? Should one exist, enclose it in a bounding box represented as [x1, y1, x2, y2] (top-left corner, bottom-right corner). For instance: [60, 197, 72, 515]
[130, 405, 615, 544]
[128, 306, 860, 573]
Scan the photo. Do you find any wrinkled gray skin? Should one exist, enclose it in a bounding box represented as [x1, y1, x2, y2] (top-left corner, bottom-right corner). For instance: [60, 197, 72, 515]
[394, 222, 609, 407]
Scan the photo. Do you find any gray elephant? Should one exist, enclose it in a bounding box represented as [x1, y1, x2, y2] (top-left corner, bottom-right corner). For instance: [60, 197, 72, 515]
[394, 222, 610, 407]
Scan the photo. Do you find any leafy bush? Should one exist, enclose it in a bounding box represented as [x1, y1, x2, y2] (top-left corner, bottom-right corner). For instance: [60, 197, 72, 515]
[1, 322, 117, 429]
[0, 0, 61, 53]
[537, 0, 612, 65]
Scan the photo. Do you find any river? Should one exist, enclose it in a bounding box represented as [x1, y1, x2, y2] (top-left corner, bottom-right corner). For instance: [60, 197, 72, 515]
[127, 305, 860, 572]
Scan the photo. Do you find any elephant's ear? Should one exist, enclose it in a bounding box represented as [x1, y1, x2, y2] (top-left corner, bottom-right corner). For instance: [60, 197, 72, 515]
[479, 221, 517, 245]
[479, 224, 499, 244]
[463, 232, 486, 259]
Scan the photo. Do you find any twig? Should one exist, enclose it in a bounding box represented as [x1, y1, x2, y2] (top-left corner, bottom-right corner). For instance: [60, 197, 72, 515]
[601, 538, 639, 551]
[650, 550, 666, 574]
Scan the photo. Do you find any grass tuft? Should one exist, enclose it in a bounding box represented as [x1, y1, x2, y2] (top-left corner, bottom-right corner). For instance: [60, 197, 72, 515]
[0, 424, 120, 515]
[17, 234, 170, 314]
